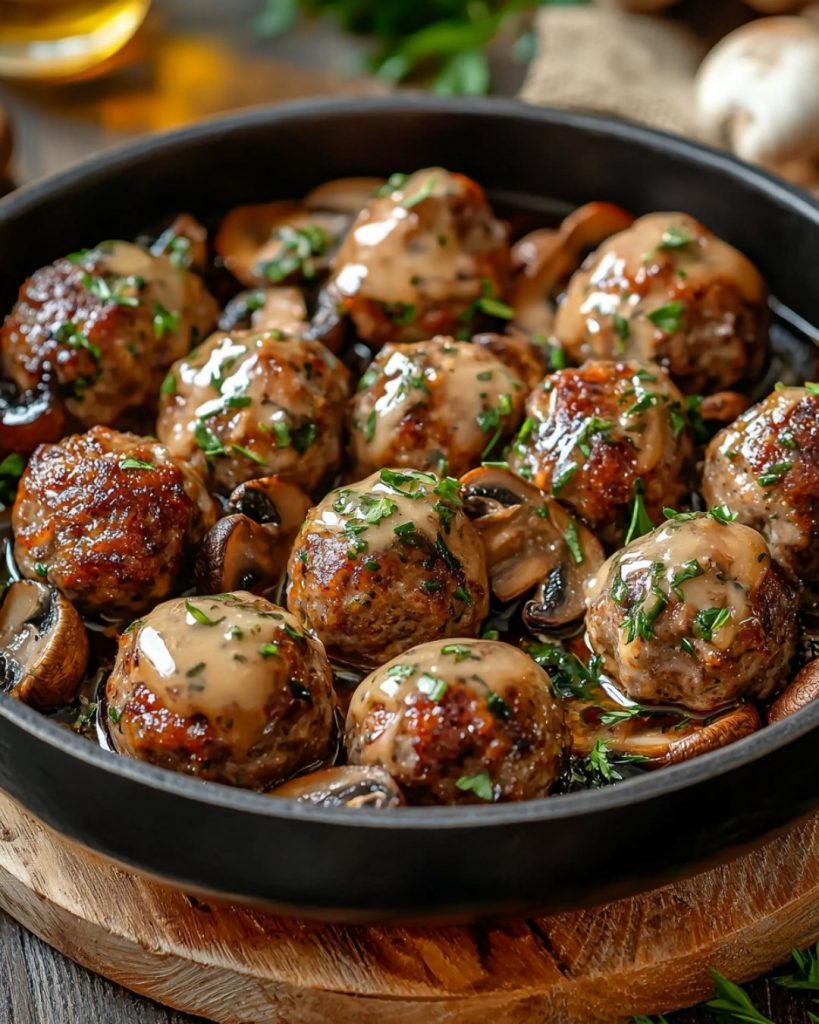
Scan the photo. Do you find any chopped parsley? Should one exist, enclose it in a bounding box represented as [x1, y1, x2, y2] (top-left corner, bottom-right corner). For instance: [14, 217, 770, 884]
[56, 321, 101, 362]
[692, 606, 731, 643]
[152, 302, 180, 339]
[455, 771, 494, 802]
[160, 371, 176, 396]
[576, 416, 613, 456]
[758, 461, 793, 487]
[417, 673, 448, 701]
[261, 224, 329, 282]
[647, 300, 684, 334]
[120, 456, 154, 471]
[625, 480, 653, 545]
[658, 224, 694, 250]
[185, 601, 225, 627]
[563, 519, 584, 565]
[401, 174, 437, 209]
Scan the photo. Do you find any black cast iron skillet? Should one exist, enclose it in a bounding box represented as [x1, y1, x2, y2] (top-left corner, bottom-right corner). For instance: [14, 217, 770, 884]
[1, 96, 818, 924]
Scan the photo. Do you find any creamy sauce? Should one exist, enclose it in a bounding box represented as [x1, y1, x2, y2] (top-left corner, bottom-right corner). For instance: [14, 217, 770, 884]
[130, 593, 320, 752]
[358, 340, 523, 467]
[315, 471, 446, 553]
[101, 240, 190, 318]
[330, 168, 486, 305]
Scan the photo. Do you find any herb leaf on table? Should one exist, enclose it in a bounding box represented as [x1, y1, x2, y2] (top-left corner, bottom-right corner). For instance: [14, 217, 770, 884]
[253, 0, 590, 93]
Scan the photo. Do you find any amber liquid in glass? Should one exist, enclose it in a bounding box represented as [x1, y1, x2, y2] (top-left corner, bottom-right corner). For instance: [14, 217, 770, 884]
[0, 0, 150, 79]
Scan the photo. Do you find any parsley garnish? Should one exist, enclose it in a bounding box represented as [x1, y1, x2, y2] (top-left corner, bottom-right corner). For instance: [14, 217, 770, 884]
[576, 416, 613, 456]
[185, 601, 225, 627]
[647, 300, 684, 334]
[120, 456, 154, 471]
[160, 371, 176, 396]
[418, 673, 448, 701]
[758, 461, 793, 487]
[670, 559, 703, 600]
[0, 452, 24, 507]
[692, 606, 731, 642]
[261, 224, 328, 282]
[194, 421, 226, 458]
[401, 174, 437, 209]
[441, 643, 479, 663]
[56, 321, 101, 362]
[152, 302, 180, 339]
[551, 463, 577, 495]
[455, 772, 494, 802]
[705, 969, 775, 1024]
[625, 480, 653, 545]
[563, 520, 584, 564]
[658, 224, 694, 250]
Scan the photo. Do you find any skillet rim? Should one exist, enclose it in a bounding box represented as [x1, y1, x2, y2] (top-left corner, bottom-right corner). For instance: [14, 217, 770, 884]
[1, 92, 818, 831]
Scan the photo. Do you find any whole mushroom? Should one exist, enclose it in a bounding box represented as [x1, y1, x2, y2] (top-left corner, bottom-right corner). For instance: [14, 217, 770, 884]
[696, 18, 819, 168]
[0, 580, 89, 709]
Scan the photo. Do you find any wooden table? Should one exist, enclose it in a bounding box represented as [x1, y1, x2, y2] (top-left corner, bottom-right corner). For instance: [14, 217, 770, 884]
[0, 2, 815, 1022]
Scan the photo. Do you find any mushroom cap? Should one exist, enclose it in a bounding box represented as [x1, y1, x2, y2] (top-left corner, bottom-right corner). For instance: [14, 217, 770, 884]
[0, 580, 88, 710]
[270, 765, 405, 808]
[696, 18, 819, 165]
[768, 658, 819, 722]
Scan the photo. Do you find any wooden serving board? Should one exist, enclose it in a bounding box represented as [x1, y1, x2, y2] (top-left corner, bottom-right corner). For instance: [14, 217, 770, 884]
[0, 790, 818, 1024]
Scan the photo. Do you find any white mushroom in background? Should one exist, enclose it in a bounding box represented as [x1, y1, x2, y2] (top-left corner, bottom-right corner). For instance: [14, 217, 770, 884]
[695, 17, 819, 170]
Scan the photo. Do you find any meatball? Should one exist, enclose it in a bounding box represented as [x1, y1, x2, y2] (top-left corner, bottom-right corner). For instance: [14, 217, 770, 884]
[287, 469, 489, 666]
[703, 385, 819, 604]
[586, 511, 797, 712]
[345, 638, 567, 804]
[12, 426, 217, 617]
[157, 329, 350, 496]
[321, 168, 510, 347]
[1, 240, 217, 427]
[553, 212, 768, 393]
[508, 360, 693, 545]
[105, 592, 336, 788]
[348, 336, 526, 478]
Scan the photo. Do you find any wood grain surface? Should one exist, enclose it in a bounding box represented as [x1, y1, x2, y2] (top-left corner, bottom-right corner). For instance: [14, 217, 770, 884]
[1, 790, 818, 1024]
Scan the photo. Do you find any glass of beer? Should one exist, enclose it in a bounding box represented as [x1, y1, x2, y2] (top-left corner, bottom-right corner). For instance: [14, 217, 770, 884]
[0, 0, 151, 80]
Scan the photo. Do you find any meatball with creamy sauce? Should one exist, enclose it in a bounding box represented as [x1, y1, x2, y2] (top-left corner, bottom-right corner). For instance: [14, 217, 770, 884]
[586, 511, 797, 712]
[346, 638, 566, 804]
[349, 336, 526, 478]
[106, 593, 336, 788]
[553, 212, 767, 393]
[508, 360, 694, 545]
[157, 329, 350, 496]
[12, 426, 217, 617]
[1, 240, 217, 427]
[319, 168, 510, 348]
[703, 385, 819, 605]
[287, 469, 489, 667]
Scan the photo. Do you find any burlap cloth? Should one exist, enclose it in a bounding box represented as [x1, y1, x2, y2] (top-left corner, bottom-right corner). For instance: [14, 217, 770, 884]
[521, 6, 706, 138]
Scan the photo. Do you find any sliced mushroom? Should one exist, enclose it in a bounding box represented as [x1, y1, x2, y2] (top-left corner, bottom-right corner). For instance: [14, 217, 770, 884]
[0, 580, 89, 709]
[215, 202, 350, 288]
[460, 465, 604, 623]
[768, 659, 819, 722]
[0, 382, 65, 459]
[228, 475, 312, 531]
[511, 202, 634, 335]
[218, 286, 308, 334]
[304, 177, 385, 215]
[196, 477, 313, 595]
[149, 212, 208, 273]
[194, 514, 283, 596]
[568, 695, 761, 768]
[270, 765, 405, 808]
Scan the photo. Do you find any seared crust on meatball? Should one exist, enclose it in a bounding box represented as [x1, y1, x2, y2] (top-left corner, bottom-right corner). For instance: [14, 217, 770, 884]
[322, 168, 510, 347]
[157, 329, 350, 496]
[0, 241, 217, 427]
[703, 386, 819, 604]
[12, 426, 217, 617]
[105, 593, 336, 788]
[287, 469, 489, 667]
[346, 638, 567, 804]
[553, 213, 767, 393]
[349, 336, 526, 478]
[586, 513, 797, 712]
[508, 360, 694, 545]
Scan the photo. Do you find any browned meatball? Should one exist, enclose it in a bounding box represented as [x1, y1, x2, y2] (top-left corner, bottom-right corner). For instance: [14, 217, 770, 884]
[508, 360, 694, 545]
[703, 385, 819, 604]
[12, 426, 217, 617]
[0, 241, 217, 427]
[320, 168, 510, 348]
[348, 336, 526, 478]
[287, 469, 489, 667]
[586, 512, 797, 712]
[346, 638, 567, 804]
[105, 593, 336, 788]
[553, 212, 768, 393]
[156, 329, 350, 496]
